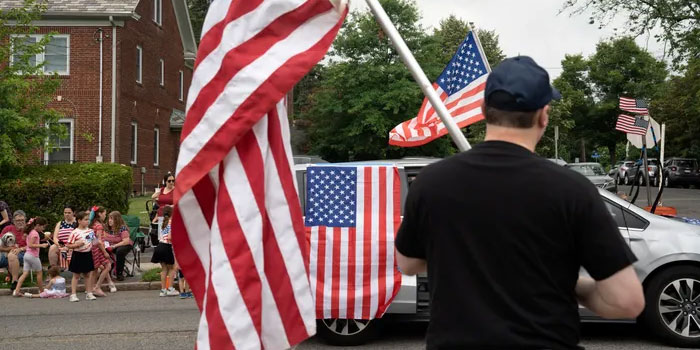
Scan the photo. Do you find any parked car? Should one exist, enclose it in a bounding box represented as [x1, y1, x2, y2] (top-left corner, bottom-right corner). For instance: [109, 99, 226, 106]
[547, 158, 567, 166]
[627, 158, 660, 186]
[609, 160, 636, 185]
[295, 158, 700, 347]
[663, 157, 700, 188]
[293, 155, 329, 165]
[564, 162, 616, 189]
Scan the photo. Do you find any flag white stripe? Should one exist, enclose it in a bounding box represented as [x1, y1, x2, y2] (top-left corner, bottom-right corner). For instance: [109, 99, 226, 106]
[309, 226, 319, 309]
[199, 0, 232, 41]
[209, 208, 260, 350]
[261, 278, 290, 350]
[339, 227, 349, 319]
[187, 0, 307, 112]
[385, 167, 395, 304]
[178, 9, 343, 173]
[323, 226, 333, 319]
[354, 169, 365, 318]
[370, 166, 380, 315]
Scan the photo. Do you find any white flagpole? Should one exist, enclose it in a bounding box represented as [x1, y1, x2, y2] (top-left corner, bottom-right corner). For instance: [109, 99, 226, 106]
[365, 0, 472, 151]
[659, 123, 666, 189]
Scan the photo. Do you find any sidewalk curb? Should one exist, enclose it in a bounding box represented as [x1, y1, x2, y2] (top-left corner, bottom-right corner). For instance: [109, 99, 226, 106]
[0, 281, 177, 296]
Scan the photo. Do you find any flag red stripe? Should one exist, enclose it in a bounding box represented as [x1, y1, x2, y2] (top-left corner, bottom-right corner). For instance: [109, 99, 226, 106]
[362, 168, 373, 320]
[331, 227, 341, 318]
[444, 81, 486, 110]
[315, 227, 326, 317]
[346, 227, 356, 317]
[171, 206, 206, 310]
[176, 11, 345, 201]
[183, 0, 331, 140]
[215, 164, 263, 342]
[237, 130, 308, 343]
[422, 88, 448, 124]
[267, 106, 309, 272]
[194, 0, 262, 70]
[205, 255, 237, 350]
[377, 168, 388, 313]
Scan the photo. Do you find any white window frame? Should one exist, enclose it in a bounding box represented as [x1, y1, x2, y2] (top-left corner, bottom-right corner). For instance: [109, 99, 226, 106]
[179, 70, 184, 101]
[136, 45, 143, 84]
[131, 122, 138, 164]
[153, 127, 160, 166]
[44, 118, 74, 164]
[10, 34, 70, 75]
[153, 0, 162, 26]
[159, 58, 164, 87]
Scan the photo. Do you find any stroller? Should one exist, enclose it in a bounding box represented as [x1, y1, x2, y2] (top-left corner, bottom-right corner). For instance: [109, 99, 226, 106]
[145, 200, 160, 247]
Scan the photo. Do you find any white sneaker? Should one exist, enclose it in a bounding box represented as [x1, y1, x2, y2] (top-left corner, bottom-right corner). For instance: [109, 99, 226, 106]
[86, 293, 97, 301]
[23, 293, 33, 298]
[69, 294, 79, 302]
[159, 289, 167, 297]
[109, 284, 117, 293]
[166, 287, 179, 297]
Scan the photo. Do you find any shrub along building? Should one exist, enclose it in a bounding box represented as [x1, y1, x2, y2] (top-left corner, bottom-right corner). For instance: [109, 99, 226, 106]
[2, 0, 196, 194]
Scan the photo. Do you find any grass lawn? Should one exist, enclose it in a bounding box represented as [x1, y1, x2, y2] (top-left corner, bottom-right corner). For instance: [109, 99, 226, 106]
[0, 271, 38, 289]
[128, 195, 153, 227]
[142, 267, 162, 282]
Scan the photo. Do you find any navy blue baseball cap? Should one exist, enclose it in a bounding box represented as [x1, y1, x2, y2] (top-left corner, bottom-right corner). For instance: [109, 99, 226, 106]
[485, 56, 561, 112]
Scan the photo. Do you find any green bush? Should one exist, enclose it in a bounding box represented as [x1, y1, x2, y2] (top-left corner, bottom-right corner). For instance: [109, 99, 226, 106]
[142, 267, 162, 282]
[0, 163, 132, 225]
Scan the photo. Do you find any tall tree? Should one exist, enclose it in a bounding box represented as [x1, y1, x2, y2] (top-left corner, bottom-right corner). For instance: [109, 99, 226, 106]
[562, 0, 700, 66]
[187, 0, 211, 43]
[0, 0, 65, 175]
[298, 0, 505, 161]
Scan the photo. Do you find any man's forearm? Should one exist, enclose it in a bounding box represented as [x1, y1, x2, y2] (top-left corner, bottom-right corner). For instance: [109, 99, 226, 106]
[575, 276, 643, 319]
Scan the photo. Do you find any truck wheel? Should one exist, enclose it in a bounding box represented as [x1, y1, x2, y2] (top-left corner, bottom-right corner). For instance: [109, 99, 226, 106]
[315, 319, 379, 346]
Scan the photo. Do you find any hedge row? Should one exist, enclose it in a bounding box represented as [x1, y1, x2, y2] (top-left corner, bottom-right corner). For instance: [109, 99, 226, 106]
[0, 163, 132, 225]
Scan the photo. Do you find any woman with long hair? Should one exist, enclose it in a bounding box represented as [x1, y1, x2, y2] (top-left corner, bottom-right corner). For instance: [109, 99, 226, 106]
[151, 173, 175, 241]
[49, 205, 77, 269]
[104, 211, 133, 281]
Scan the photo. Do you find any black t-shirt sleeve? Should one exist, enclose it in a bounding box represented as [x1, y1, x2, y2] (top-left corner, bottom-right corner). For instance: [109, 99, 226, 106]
[574, 186, 637, 281]
[395, 183, 427, 259]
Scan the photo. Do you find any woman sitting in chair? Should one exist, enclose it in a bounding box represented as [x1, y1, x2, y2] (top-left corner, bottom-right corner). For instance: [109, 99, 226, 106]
[104, 212, 132, 281]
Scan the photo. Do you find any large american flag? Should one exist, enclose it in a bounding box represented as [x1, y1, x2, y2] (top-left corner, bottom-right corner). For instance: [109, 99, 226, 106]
[170, 1, 347, 349]
[619, 97, 649, 114]
[389, 31, 490, 147]
[616, 114, 649, 136]
[305, 166, 402, 320]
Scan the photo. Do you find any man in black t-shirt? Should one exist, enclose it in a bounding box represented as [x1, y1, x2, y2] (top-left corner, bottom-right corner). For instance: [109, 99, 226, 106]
[395, 56, 645, 350]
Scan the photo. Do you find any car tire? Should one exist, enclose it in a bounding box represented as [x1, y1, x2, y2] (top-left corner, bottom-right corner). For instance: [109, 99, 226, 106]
[653, 176, 659, 187]
[639, 266, 700, 348]
[624, 175, 630, 185]
[315, 319, 379, 346]
[664, 176, 672, 188]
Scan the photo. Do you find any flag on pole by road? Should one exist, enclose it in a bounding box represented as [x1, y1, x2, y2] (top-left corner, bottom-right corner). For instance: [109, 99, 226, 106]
[388, 30, 491, 147]
[619, 97, 649, 114]
[616, 114, 649, 136]
[305, 165, 402, 320]
[170, 1, 347, 349]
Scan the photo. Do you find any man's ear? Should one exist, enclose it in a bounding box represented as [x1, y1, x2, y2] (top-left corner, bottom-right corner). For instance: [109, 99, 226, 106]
[538, 105, 550, 128]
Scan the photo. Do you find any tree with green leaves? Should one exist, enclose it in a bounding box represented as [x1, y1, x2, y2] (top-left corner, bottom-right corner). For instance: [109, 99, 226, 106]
[186, 0, 211, 43]
[297, 0, 505, 161]
[562, 0, 700, 67]
[0, 0, 65, 176]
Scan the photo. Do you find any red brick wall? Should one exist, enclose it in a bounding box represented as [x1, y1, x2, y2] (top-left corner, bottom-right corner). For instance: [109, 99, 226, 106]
[37, 26, 115, 164]
[119, 0, 193, 193]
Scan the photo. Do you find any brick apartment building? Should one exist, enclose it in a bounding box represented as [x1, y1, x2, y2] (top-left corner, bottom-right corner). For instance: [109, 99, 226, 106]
[2, 0, 197, 193]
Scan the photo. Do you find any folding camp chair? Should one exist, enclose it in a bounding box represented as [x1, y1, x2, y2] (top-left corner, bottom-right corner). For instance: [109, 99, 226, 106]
[122, 215, 146, 277]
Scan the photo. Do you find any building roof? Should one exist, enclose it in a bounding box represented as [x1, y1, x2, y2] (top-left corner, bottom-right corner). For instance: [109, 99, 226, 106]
[0, 0, 141, 17]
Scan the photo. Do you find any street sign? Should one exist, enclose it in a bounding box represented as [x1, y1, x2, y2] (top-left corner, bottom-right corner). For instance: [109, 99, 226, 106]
[592, 151, 600, 159]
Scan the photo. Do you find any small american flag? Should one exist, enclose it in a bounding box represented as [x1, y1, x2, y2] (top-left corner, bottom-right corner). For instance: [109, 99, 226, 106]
[389, 31, 490, 147]
[305, 166, 402, 320]
[171, 1, 347, 349]
[619, 97, 649, 114]
[616, 114, 649, 135]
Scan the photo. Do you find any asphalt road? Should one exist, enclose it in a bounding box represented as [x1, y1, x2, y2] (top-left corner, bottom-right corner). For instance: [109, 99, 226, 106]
[616, 185, 700, 218]
[0, 291, 686, 350]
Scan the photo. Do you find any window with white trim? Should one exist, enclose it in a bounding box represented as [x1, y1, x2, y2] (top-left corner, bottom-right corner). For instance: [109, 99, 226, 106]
[179, 70, 184, 101]
[153, 128, 160, 166]
[131, 122, 138, 164]
[11, 34, 70, 75]
[136, 45, 143, 83]
[45, 119, 74, 164]
[159, 59, 164, 86]
[153, 0, 162, 25]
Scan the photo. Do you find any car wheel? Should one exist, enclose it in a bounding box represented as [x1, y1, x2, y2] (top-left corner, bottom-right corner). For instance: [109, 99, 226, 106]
[638, 175, 645, 186]
[315, 319, 379, 346]
[639, 266, 700, 348]
[624, 175, 630, 185]
[664, 176, 671, 188]
[653, 176, 659, 187]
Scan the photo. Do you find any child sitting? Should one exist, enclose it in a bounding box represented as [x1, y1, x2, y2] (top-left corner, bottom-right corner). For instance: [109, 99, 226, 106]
[24, 266, 68, 298]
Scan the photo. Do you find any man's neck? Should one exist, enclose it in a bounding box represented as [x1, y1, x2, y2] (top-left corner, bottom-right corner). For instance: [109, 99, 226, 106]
[484, 125, 538, 152]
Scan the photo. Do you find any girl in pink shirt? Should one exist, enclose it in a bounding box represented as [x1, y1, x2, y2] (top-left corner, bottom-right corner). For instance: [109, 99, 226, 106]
[13, 217, 48, 297]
